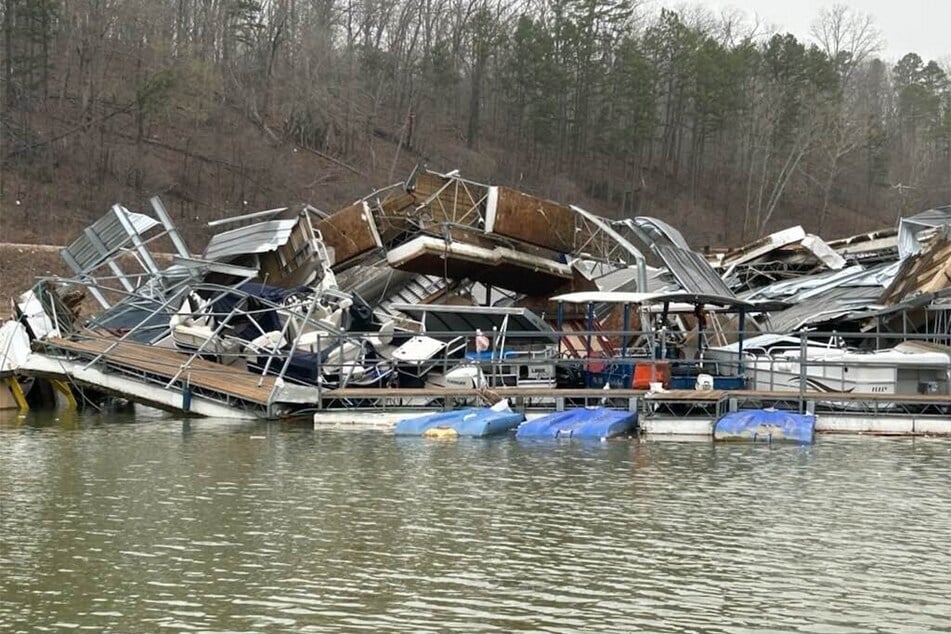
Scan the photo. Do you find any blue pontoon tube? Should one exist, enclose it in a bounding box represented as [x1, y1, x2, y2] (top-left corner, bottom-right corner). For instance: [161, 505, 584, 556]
[516, 407, 637, 440]
[394, 400, 524, 437]
[714, 408, 816, 443]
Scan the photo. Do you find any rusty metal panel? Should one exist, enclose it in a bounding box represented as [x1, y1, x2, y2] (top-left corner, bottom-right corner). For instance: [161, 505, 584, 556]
[313, 201, 382, 271]
[486, 187, 578, 253]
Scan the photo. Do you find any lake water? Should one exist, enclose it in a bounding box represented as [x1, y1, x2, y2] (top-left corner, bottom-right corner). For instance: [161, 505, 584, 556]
[2, 407, 951, 633]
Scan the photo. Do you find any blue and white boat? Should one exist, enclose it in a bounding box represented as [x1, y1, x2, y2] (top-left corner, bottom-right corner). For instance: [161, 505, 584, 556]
[516, 407, 637, 440]
[394, 400, 524, 437]
[714, 408, 816, 444]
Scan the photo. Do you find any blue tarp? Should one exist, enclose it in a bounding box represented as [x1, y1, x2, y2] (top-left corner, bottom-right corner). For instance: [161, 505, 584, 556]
[248, 350, 323, 384]
[714, 409, 816, 444]
[516, 407, 637, 440]
[211, 283, 305, 341]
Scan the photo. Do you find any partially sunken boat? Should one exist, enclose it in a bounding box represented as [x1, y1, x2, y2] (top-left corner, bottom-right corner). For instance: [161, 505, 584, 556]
[515, 407, 637, 440]
[714, 409, 816, 444]
[394, 400, 524, 438]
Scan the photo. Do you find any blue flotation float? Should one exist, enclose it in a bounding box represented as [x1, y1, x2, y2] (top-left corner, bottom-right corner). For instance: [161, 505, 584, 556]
[516, 407, 637, 440]
[394, 400, 524, 438]
[714, 408, 816, 444]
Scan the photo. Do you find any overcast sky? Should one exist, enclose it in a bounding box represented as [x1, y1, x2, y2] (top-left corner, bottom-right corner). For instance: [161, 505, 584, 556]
[664, 0, 950, 64]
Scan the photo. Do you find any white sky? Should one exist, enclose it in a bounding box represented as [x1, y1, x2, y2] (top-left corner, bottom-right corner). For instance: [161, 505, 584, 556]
[661, 0, 951, 64]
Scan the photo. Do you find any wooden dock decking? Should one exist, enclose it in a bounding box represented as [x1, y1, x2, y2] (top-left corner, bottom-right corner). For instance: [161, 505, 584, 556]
[43, 335, 278, 406]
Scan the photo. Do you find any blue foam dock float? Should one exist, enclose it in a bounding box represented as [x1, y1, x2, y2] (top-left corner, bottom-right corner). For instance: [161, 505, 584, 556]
[516, 407, 637, 440]
[394, 402, 524, 438]
[714, 408, 816, 444]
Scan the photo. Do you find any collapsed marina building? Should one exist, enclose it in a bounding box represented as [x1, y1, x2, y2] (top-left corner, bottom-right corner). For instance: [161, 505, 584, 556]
[1, 169, 950, 429]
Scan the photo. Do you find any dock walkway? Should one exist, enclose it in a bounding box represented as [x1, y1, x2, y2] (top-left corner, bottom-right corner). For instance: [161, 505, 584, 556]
[39, 334, 280, 413]
[20, 335, 951, 427]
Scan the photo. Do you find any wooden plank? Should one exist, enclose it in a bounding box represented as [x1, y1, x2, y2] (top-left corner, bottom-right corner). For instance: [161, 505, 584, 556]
[487, 187, 579, 253]
[313, 201, 382, 270]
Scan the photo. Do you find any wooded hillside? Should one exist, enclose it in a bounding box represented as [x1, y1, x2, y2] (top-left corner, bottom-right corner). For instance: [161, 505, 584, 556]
[1, 0, 949, 252]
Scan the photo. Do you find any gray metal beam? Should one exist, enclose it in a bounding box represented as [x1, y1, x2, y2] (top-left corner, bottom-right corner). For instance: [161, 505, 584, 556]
[149, 196, 191, 258]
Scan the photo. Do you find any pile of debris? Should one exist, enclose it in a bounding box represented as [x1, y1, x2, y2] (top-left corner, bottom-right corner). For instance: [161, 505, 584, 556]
[714, 205, 951, 339]
[2, 166, 949, 417]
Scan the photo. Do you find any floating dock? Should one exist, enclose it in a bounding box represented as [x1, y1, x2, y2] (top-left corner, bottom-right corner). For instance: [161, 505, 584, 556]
[640, 389, 951, 436]
[15, 335, 951, 435]
[24, 335, 318, 419]
[315, 388, 951, 437]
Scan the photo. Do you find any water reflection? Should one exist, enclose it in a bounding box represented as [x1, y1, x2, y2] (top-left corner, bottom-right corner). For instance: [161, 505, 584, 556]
[1, 411, 950, 632]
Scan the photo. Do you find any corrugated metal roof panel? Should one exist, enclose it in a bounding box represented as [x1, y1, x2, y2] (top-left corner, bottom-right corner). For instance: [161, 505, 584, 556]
[744, 263, 899, 302]
[899, 206, 951, 259]
[766, 286, 882, 332]
[903, 206, 951, 227]
[63, 207, 160, 273]
[629, 216, 691, 250]
[654, 244, 735, 297]
[203, 219, 298, 262]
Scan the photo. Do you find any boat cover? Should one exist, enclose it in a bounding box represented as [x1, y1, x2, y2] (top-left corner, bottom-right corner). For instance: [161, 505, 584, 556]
[211, 283, 300, 340]
[395, 404, 524, 437]
[714, 409, 815, 443]
[516, 407, 636, 440]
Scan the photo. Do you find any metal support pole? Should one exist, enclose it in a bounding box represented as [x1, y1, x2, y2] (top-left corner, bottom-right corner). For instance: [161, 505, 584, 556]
[737, 308, 746, 376]
[265, 293, 324, 410]
[165, 304, 241, 388]
[260, 290, 320, 388]
[621, 303, 630, 358]
[585, 302, 594, 388]
[113, 205, 160, 275]
[660, 301, 670, 361]
[149, 196, 191, 258]
[799, 331, 807, 413]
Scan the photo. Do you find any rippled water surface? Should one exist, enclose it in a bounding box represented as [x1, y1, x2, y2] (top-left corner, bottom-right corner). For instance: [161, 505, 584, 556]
[2, 408, 951, 633]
